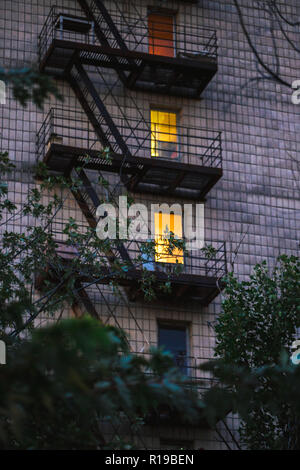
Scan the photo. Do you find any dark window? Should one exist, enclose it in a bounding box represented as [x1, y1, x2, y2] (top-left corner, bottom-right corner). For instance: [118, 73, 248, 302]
[158, 323, 188, 374]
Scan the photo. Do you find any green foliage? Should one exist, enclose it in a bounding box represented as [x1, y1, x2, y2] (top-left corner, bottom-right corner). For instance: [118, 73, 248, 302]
[200, 244, 217, 260]
[215, 256, 300, 366]
[202, 354, 300, 450]
[0, 150, 205, 448]
[0, 68, 210, 449]
[0, 152, 16, 220]
[0, 317, 199, 449]
[202, 257, 300, 449]
[0, 67, 62, 108]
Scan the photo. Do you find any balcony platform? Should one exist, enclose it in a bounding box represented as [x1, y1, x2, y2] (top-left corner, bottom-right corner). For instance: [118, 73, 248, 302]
[43, 142, 222, 200]
[42, 261, 224, 306]
[37, 108, 222, 200]
[43, 238, 226, 306]
[113, 268, 223, 305]
[39, 6, 218, 98]
[143, 371, 230, 428]
[40, 39, 217, 98]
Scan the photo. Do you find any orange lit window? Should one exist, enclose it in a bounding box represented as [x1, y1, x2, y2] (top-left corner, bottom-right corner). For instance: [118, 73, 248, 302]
[148, 13, 175, 57]
[151, 110, 178, 160]
[155, 212, 184, 264]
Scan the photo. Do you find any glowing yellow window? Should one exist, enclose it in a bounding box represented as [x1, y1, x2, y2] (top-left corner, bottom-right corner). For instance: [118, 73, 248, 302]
[151, 110, 179, 160]
[155, 212, 184, 264]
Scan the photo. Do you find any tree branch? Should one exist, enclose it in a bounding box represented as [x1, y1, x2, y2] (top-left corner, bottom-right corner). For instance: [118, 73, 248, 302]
[233, 0, 291, 88]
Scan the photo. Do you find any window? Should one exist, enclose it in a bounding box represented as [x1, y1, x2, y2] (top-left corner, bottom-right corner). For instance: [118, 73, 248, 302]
[148, 13, 175, 57]
[151, 110, 179, 160]
[154, 211, 183, 264]
[158, 323, 189, 374]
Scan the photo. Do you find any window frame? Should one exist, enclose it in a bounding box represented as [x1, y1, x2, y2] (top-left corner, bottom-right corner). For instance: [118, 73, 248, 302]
[147, 10, 177, 58]
[150, 108, 181, 161]
[154, 210, 184, 265]
[157, 321, 190, 375]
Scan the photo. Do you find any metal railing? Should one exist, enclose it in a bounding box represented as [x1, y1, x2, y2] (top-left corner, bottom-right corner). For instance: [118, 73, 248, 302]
[37, 107, 222, 169]
[47, 222, 227, 281]
[38, 5, 217, 65]
[132, 351, 216, 384]
[38, 6, 96, 63]
[123, 239, 227, 279]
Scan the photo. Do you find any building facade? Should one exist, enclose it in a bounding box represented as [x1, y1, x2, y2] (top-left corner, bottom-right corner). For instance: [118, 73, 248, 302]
[1, 0, 299, 449]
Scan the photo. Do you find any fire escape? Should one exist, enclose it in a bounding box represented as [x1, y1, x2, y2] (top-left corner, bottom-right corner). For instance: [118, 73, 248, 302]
[37, 0, 227, 431]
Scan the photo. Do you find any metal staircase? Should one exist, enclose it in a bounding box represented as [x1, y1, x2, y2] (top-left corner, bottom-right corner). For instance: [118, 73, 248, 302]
[37, 0, 226, 311]
[35, 2, 228, 441]
[70, 167, 134, 268]
[69, 62, 131, 156]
